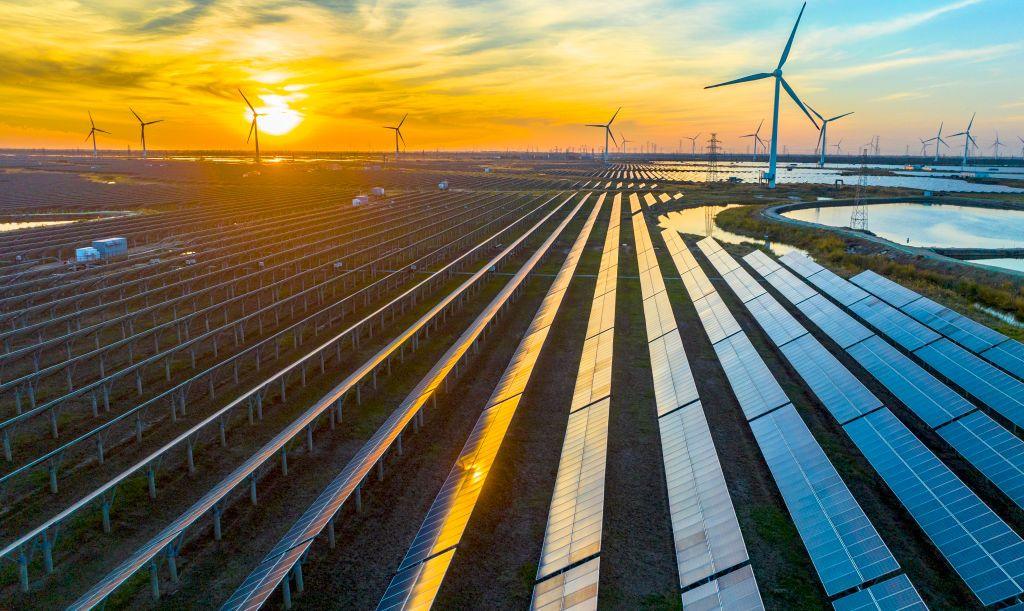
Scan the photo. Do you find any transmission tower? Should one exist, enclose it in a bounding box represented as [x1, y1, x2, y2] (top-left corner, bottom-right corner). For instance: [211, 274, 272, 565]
[849, 149, 870, 231]
[705, 133, 721, 183]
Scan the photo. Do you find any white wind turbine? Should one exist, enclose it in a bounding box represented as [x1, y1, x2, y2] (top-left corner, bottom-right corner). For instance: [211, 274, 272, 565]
[992, 131, 1005, 159]
[741, 120, 768, 161]
[84, 112, 109, 158]
[950, 113, 977, 169]
[585, 107, 621, 163]
[129, 108, 163, 159]
[922, 122, 949, 162]
[704, 2, 818, 188]
[686, 133, 702, 155]
[809, 108, 853, 167]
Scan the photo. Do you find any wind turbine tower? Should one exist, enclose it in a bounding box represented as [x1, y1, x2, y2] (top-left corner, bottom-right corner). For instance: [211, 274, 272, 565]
[239, 89, 263, 163]
[383, 114, 408, 157]
[585, 107, 621, 163]
[84, 112, 109, 158]
[922, 122, 948, 162]
[741, 120, 768, 161]
[992, 131, 1004, 159]
[704, 2, 818, 188]
[686, 133, 701, 156]
[620, 133, 632, 154]
[950, 113, 977, 169]
[130, 108, 163, 159]
[810, 108, 853, 167]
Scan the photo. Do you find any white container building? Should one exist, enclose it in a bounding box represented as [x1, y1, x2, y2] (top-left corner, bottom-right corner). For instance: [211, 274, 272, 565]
[91, 237, 128, 257]
[76, 247, 101, 262]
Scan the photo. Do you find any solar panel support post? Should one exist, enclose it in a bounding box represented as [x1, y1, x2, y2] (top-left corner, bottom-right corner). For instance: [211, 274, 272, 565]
[249, 475, 258, 506]
[328, 518, 336, 549]
[293, 563, 304, 593]
[149, 559, 160, 600]
[281, 449, 289, 476]
[2, 431, 11, 463]
[282, 576, 292, 610]
[355, 484, 363, 512]
[213, 504, 222, 540]
[166, 548, 178, 583]
[101, 496, 112, 533]
[41, 531, 53, 574]
[397, 432, 403, 456]
[305, 426, 313, 453]
[147, 465, 157, 499]
[378, 460, 385, 481]
[17, 548, 28, 592]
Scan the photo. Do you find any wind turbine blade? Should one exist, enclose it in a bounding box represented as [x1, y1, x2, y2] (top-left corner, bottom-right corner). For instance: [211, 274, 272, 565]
[147, 120, 164, 125]
[130, 107, 143, 123]
[808, 105, 824, 123]
[398, 113, 407, 128]
[247, 119, 255, 143]
[967, 112, 975, 131]
[830, 111, 854, 122]
[88, 111, 95, 128]
[95, 128, 110, 134]
[779, 77, 818, 129]
[704, 73, 772, 89]
[756, 118, 764, 134]
[238, 89, 256, 112]
[950, 131, 966, 137]
[608, 106, 621, 125]
[777, 2, 807, 70]
[398, 130, 406, 146]
[84, 131, 93, 143]
[585, 124, 605, 128]
[608, 129, 618, 147]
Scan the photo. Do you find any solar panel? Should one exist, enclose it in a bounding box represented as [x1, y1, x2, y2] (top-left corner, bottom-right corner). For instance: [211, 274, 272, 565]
[982, 339, 1024, 382]
[693, 292, 742, 345]
[745, 293, 808, 348]
[750, 404, 899, 596]
[650, 331, 700, 416]
[681, 268, 717, 301]
[915, 339, 1024, 430]
[759, 266, 818, 305]
[848, 296, 939, 352]
[680, 565, 764, 611]
[794, 294, 873, 349]
[804, 270, 870, 308]
[571, 331, 614, 412]
[639, 260, 668, 298]
[670, 239, 702, 273]
[377, 548, 456, 611]
[848, 336, 973, 428]
[722, 268, 767, 304]
[696, 236, 723, 254]
[849, 271, 921, 309]
[592, 261, 618, 300]
[742, 250, 782, 277]
[779, 251, 825, 278]
[844, 408, 1024, 606]
[703, 247, 741, 274]
[531, 556, 600, 610]
[902, 297, 1002, 354]
[712, 333, 789, 421]
[779, 334, 883, 425]
[536, 398, 610, 579]
[659, 401, 750, 587]
[937, 410, 1024, 511]
[831, 574, 926, 611]
[585, 291, 616, 340]
[643, 291, 679, 341]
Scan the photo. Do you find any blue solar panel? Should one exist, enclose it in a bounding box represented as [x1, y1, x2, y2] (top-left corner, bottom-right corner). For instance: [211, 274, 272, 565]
[902, 298, 1000, 354]
[848, 296, 939, 352]
[722, 267, 767, 304]
[779, 251, 825, 278]
[938, 411, 1024, 510]
[915, 339, 1024, 430]
[831, 574, 926, 611]
[746, 293, 808, 348]
[850, 271, 921, 309]
[844, 408, 1024, 606]
[804, 270, 870, 308]
[743, 249, 782, 278]
[750, 404, 899, 596]
[779, 334, 883, 425]
[794, 294, 873, 349]
[693, 292, 742, 345]
[712, 333, 789, 421]
[982, 339, 1024, 381]
[848, 336, 973, 428]
[760, 266, 818, 305]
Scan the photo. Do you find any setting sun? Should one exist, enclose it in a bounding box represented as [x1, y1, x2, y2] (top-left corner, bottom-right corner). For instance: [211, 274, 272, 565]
[245, 93, 303, 136]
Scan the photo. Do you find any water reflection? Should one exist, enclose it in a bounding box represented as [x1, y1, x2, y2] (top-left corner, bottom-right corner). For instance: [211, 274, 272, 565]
[0, 220, 75, 233]
[658, 205, 805, 257]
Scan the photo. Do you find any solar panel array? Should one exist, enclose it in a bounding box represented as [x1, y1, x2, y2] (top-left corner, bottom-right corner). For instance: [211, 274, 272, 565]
[530, 193, 618, 609]
[851, 269, 1024, 380]
[773, 251, 1024, 512]
[831, 574, 927, 611]
[632, 200, 761, 608]
[667, 233, 902, 601]
[755, 250, 1024, 606]
[376, 196, 603, 610]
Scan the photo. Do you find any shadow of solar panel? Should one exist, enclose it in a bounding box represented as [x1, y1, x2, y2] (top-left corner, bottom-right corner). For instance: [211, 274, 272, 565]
[643, 291, 678, 340]
[537, 398, 610, 578]
[849, 296, 939, 352]
[938, 411, 1024, 510]
[779, 251, 825, 278]
[743, 250, 782, 278]
[804, 270, 869, 308]
[843, 408, 1024, 606]
[659, 402, 750, 588]
[983, 340, 1024, 382]
[680, 565, 764, 611]
[650, 331, 699, 416]
[722, 267, 767, 304]
[760, 266, 818, 305]
[848, 336, 972, 428]
[831, 574, 926, 611]
[531, 556, 600, 611]
[377, 548, 457, 611]
[850, 271, 920, 309]
[779, 334, 882, 424]
[915, 339, 1024, 429]
[693, 292, 742, 345]
[750, 405, 899, 596]
[712, 333, 789, 421]
[795, 294, 873, 349]
[743, 291, 808, 348]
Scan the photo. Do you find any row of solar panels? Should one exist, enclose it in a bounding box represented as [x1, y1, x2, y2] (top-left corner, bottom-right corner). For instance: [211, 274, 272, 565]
[631, 203, 762, 611]
[704, 239, 1024, 608]
[376, 194, 603, 610]
[770, 251, 1024, 511]
[674, 235, 917, 608]
[69, 194, 587, 610]
[531, 193, 617, 610]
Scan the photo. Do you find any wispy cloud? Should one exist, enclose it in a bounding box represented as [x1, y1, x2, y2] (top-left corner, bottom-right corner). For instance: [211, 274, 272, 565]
[808, 43, 1021, 80]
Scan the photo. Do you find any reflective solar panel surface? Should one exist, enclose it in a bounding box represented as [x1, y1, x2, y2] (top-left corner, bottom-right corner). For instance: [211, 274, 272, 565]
[681, 268, 717, 301]
[844, 408, 1024, 606]
[743, 249, 782, 277]
[377, 548, 457, 611]
[794, 294, 873, 349]
[693, 292, 742, 345]
[779, 251, 825, 278]
[659, 401, 749, 588]
[649, 317, 700, 416]
[804, 269, 870, 307]
[712, 333, 790, 421]
[571, 331, 614, 412]
[680, 565, 764, 611]
[779, 334, 883, 425]
[759, 266, 818, 305]
[722, 267, 767, 304]
[848, 336, 972, 428]
[848, 296, 939, 352]
[531, 556, 600, 611]
[982, 340, 1024, 382]
[750, 404, 899, 596]
[745, 293, 808, 348]
[831, 574, 926, 611]
[902, 297, 1000, 353]
[643, 291, 679, 341]
[850, 270, 921, 308]
[938, 410, 1024, 510]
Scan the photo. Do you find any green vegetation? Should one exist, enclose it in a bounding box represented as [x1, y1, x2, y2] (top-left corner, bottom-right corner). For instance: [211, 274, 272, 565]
[750, 505, 821, 610]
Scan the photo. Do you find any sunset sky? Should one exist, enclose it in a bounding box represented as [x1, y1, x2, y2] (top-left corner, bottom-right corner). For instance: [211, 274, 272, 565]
[1, 0, 1021, 154]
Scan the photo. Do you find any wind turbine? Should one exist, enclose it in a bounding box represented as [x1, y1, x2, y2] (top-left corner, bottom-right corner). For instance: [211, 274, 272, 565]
[129, 108, 163, 159]
[239, 89, 262, 163]
[992, 131, 1004, 159]
[685, 133, 702, 155]
[741, 120, 768, 161]
[919, 139, 930, 157]
[950, 113, 977, 169]
[833, 139, 843, 155]
[922, 122, 949, 162]
[585, 107, 620, 163]
[383, 113, 407, 157]
[620, 132, 632, 154]
[84, 112, 109, 158]
[704, 2, 818, 188]
[809, 108, 853, 167]
[1018, 136, 1024, 159]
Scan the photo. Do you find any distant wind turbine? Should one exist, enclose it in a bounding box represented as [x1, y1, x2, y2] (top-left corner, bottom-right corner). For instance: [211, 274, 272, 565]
[809, 108, 853, 167]
[922, 122, 949, 162]
[992, 131, 1004, 159]
[833, 139, 843, 155]
[84, 112, 109, 158]
[950, 112, 977, 169]
[704, 2, 818, 188]
[129, 108, 163, 159]
[686, 133, 702, 155]
[1019, 136, 1024, 159]
[585, 107, 621, 163]
[741, 120, 768, 161]
[620, 132, 632, 154]
[919, 139, 929, 157]
[239, 89, 263, 163]
[383, 113, 407, 157]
